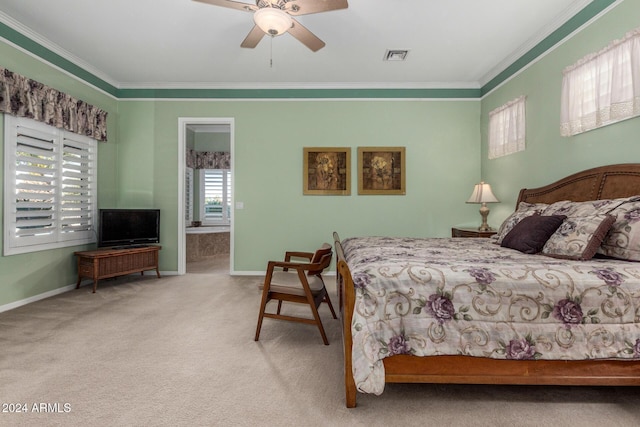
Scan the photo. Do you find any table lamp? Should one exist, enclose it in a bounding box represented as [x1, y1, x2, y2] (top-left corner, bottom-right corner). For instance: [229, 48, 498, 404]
[466, 182, 499, 231]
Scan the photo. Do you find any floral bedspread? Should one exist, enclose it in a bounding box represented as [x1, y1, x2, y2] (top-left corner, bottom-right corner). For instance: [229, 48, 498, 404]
[342, 236, 640, 394]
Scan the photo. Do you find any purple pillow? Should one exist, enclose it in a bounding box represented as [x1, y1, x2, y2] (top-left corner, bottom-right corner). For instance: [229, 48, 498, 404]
[501, 215, 567, 254]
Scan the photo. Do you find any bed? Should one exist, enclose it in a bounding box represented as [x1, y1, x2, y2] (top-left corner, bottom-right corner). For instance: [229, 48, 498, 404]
[334, 163, 640, 408]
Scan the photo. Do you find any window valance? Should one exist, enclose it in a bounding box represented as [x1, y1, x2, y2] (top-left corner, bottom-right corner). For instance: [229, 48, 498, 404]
[186, 149, 231, 169]
[0, 67, 108, 141]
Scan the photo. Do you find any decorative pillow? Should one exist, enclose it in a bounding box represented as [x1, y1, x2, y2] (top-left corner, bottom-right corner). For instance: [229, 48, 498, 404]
[542, 199, 616, 217]
[597, 198, 640, 261]
[495, 202, 548, 244]
[542, 214, 616, 260]
[500, 215, 566, 254]
[541, 197, 639, 217]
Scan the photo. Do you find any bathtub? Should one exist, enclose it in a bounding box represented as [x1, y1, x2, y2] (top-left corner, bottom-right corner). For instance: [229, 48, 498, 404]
[186, 226, 230, 261]
[186, 226, 230, 234]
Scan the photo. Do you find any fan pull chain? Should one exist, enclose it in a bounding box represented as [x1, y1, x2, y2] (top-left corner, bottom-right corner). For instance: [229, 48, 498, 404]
[270, 35, 273, 68]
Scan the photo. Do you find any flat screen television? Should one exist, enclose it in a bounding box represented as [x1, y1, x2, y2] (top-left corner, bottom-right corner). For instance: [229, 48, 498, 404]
[98, 209, 160, 248]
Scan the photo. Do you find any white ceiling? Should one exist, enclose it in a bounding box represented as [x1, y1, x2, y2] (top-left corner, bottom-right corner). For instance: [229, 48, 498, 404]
[0, 0, 594, 90]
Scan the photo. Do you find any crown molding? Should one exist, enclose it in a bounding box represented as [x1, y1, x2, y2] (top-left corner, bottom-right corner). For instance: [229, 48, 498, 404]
[115, 81, 482, 90]
[115, 87, 482, 100]
[0, 1, 622, 100]
[480, 0, 621, 96]
[0, 11, 119, 90]
[479, 0, 594, 87]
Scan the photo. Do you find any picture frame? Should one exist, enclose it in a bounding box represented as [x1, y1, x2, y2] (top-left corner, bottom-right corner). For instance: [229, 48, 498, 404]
[358, 146, 406, 195]
[303, 147, 351, 195]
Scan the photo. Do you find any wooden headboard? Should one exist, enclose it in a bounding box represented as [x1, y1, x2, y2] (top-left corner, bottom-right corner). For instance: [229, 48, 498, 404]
[516, 163, 640, 206]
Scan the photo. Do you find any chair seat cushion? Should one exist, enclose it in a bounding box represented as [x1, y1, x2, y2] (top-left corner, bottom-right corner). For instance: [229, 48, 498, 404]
[259, 271, 325, 297]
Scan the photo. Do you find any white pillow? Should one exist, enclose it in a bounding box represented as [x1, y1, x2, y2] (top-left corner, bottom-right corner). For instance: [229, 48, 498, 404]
[495, 202, 548, 244]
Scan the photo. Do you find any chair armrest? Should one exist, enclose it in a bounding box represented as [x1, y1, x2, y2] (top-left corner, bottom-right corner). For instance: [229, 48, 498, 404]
[284, 251, 313, 262]
[282, 251, 313, 271]
[267, 260, 317, 274]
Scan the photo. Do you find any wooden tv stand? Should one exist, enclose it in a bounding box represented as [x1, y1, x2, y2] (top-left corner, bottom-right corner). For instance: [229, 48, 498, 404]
[75, 245, 161, 293]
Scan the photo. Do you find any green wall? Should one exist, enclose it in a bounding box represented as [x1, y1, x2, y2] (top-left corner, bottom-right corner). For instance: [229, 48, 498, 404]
[115, 102, 156, 207]
[1, 0, 634, 308]
[0, 41, 119, 307]
[481, 1, 640, 224]
[141, 99, 481, 272]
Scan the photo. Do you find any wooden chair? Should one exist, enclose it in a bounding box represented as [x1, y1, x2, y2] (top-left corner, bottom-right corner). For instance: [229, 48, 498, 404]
[255, 243, 337, 345]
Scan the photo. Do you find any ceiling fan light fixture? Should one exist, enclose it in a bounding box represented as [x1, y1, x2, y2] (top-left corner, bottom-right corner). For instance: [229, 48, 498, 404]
[253, 7, 292, 36]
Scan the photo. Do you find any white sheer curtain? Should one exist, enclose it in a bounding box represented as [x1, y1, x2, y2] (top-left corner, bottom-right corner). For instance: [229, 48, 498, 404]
[488, 95, 526, 159]
[561, 28, 640, 136]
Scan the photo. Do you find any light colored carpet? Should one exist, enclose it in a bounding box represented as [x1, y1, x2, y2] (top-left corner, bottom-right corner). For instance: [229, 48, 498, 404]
[1, 256, 640, 426]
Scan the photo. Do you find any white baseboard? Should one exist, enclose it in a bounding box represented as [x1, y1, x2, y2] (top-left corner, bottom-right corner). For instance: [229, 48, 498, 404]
[0, 270, 180, 314]
[0, 283, 76, 314]
[158, 270, 179, 276]
[0, 269, 332, 313]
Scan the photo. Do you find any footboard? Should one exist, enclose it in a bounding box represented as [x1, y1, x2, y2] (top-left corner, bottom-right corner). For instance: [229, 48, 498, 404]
[333, 232, 358, 408]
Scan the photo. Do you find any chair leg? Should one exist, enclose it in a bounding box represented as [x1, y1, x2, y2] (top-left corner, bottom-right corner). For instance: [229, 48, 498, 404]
[277, 300, 283, 315]
[309, 301, 330, 345]
[255, 290, 271, 342]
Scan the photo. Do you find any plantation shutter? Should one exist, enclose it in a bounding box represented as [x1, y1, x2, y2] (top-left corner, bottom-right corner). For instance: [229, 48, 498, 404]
[185, 167, 194, 222]
[11, 121, 59, 247]
[202, 169, 231, 224]
[4, 115, 97, 255]
[226, 170, 231, 219]
[204, 170, 224, 222]
[60, 133, 96, 241]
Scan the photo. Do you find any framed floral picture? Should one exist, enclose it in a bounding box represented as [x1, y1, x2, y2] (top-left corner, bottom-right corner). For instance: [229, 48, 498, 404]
[303, 147, 351, 195]
[358, 147, 406, 195]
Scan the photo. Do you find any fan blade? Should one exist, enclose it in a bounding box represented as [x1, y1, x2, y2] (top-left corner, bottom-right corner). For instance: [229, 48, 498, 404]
[288, 18, 325, 52]
[286, 0, 348, 16]
[240, 25, 265, 48]
[192, 0, 256, 12]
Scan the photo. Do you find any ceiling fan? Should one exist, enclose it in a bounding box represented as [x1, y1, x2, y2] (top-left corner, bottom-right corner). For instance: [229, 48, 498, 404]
[193, 0, 348, 52]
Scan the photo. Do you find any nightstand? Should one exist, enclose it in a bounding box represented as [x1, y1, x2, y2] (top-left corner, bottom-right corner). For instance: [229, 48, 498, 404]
[451, 227, 497, 238]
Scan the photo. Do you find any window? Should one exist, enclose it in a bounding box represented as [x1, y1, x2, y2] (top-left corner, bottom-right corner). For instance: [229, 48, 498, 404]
[185, 167, 194, 222]
[488, 96, 526, 159]
[200, 169, 231, 225]
[561, 28, 640, 136]
[3, 115, 97, 255]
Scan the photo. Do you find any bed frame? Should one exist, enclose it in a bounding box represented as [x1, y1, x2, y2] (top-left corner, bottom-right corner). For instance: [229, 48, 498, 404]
[335, 163, 640, 408]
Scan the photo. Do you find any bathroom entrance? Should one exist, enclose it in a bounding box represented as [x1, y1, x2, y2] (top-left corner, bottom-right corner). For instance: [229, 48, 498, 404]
[178, 118, 234, 275]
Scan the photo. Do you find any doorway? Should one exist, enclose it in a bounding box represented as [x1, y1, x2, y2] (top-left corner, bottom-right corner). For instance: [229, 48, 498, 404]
[178, 118, 235, 275]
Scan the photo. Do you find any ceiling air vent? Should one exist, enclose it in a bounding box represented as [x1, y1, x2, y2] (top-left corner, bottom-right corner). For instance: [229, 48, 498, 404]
[383, 49, 409, 61]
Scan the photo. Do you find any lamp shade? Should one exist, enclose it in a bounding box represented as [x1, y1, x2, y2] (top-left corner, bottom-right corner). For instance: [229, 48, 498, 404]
[253, 7, 292, 36]
[466, 182, 499, 204]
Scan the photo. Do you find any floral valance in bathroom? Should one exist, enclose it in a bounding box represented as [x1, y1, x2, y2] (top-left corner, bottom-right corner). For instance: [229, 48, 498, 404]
[0, 66, 108, 141]
[187, 149, 231, 169]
